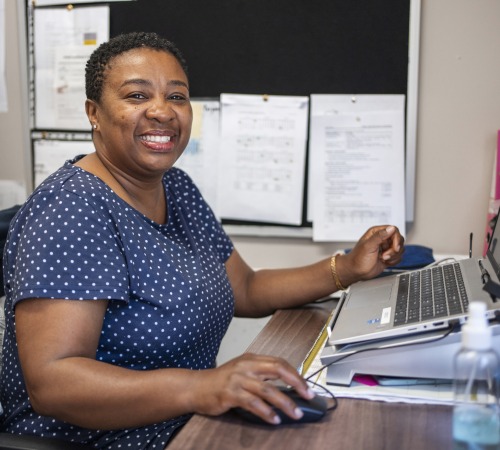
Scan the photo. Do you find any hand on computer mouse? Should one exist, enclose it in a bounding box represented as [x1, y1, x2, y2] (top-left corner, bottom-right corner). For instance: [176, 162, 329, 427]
[232, 386, 328, 425]
[191, 353, 316, 424]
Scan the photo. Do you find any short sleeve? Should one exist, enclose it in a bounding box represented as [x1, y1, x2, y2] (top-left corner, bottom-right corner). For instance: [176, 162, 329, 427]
[7, 190, 130, 303]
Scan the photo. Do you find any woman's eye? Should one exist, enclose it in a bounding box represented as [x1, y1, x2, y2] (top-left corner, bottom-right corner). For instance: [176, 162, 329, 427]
[169, 93, 188, 102]
[128, 93, 146, 100]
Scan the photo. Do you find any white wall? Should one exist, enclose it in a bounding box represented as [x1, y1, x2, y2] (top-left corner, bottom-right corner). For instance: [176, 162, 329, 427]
[2, 1, 500, 362]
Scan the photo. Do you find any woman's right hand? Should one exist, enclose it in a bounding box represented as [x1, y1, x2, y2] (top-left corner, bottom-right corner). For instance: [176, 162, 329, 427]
[189, 353, 315, 425]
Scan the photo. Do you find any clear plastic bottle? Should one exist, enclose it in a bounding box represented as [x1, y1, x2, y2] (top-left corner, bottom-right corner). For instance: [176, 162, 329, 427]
[453, 302, 500, 450]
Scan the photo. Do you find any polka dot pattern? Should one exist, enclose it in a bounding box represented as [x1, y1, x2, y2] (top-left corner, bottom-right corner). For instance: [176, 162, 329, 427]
[0, 160, 235, 449]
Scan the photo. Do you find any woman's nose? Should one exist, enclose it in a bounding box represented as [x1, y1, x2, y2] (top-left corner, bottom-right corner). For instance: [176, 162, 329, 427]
[145, 98, 175, 122]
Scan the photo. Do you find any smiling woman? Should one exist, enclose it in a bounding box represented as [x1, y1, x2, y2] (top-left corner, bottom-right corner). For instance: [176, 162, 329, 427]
[0, 32, 404, 450]
[81, 45, 193, 223]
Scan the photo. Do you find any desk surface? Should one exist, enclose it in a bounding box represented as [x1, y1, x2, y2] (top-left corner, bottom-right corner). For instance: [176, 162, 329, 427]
[168, 302, 453, 450]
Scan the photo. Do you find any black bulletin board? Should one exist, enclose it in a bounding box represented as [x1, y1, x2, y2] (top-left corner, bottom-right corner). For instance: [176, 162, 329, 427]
[109, 0, 416, 234]
[109, 0, 410, 98]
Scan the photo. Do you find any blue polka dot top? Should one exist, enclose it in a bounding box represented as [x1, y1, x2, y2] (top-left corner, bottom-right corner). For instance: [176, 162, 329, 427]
[0, 158, 235, 449]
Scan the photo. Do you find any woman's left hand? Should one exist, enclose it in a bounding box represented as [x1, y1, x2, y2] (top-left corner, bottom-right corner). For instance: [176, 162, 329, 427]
[336, 225, 405, 287]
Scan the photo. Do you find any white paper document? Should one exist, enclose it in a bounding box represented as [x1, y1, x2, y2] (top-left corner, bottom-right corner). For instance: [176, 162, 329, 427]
[309, 95, 406, 241]
[34, 139, 94, 187]
[175, 100, 221, 213]
[217, 94, 309, 225]
[305, 351, 453, 405]
[34, 6, 109, 130]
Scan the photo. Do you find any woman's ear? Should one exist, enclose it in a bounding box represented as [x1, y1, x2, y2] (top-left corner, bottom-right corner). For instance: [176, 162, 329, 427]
[85, 99, 98, 129]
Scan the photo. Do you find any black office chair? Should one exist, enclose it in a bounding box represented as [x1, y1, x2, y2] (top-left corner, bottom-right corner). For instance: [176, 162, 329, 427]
[0, 205, 92, 449]
[0, 433, 92, 450]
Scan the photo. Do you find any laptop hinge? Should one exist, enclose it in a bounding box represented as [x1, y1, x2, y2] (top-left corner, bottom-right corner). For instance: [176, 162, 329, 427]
[328, 291, 348, 333]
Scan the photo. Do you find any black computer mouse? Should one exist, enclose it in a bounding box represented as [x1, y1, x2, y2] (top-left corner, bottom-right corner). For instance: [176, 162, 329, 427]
[232, 387, 328, 425]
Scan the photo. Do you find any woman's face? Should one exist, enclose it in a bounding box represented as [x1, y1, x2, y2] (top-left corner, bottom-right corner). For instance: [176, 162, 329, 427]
[87, 47, 193, 179]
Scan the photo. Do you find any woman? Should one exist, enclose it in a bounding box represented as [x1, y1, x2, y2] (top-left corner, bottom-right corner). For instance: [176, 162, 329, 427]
[0, 32, 404, 449]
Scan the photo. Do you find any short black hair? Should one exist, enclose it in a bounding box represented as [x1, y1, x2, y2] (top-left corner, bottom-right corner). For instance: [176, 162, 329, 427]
[85, 32, 188, 103]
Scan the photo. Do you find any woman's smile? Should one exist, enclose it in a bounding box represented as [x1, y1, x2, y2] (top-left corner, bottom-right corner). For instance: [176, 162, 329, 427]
[138, 132, 175, 152]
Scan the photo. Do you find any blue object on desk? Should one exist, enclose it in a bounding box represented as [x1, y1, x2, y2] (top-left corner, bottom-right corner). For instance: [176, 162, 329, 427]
[346, 244, 435, 276]
[385, 244, 434, 270]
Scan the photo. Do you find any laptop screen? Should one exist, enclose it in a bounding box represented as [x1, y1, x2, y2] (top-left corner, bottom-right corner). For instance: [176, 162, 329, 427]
[486, 207, 500, 278]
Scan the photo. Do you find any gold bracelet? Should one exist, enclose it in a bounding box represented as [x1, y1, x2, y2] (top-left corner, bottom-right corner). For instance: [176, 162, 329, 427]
[330, 254, 347, 291]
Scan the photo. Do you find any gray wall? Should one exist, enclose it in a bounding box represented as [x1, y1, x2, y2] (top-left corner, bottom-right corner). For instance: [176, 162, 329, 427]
[0, 0, 29, 186]
[2, 1, 500, 361]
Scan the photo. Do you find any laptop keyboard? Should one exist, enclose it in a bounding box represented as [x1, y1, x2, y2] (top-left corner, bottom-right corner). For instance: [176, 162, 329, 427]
[394, 263, 469, 326]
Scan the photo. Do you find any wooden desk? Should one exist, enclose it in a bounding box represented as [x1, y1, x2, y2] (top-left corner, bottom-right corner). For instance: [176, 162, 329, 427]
[169, 302, 453, 450]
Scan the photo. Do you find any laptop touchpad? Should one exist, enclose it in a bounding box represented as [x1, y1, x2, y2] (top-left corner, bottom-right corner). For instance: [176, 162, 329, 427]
[345, 280, 393, 309]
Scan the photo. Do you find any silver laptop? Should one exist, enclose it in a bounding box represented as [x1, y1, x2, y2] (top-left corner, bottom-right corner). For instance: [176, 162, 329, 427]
[328, 214, 500, 346]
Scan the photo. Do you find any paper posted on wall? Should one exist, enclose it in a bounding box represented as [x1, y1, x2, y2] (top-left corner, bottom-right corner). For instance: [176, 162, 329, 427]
[216, 94, 309, 226]
[308, 95, 406, 242]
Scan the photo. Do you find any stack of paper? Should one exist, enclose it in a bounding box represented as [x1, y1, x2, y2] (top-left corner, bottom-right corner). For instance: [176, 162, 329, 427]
[304, 351, 454, 405]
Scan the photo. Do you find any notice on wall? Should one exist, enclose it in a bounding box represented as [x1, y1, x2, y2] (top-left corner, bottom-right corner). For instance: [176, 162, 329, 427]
[34, 139, 93, 187]
[217, 94, 309, 225]
[308, 95, 406, 241]
[34, 6, 109, 130]
[175, 100, 221, 213]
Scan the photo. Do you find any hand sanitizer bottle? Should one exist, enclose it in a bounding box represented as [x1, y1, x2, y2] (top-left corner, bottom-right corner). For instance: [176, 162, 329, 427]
[453, 301, 500, 449]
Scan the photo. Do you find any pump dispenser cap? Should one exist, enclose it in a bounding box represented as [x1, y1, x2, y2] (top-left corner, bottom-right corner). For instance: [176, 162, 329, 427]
[462, 302, 491, 350]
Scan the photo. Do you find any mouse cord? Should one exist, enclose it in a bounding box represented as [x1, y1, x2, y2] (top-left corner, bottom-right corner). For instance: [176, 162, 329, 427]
[306, 378, 338, 411]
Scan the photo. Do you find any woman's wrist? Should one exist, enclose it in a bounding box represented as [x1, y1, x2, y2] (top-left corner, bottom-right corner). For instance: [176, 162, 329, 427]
[330, 253, 358, 290]
[330, 254, 348, 291]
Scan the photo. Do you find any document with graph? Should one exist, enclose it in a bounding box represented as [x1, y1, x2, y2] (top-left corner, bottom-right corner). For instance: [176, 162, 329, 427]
[308, 95, 406, 241]
[217, 94, 309, 225]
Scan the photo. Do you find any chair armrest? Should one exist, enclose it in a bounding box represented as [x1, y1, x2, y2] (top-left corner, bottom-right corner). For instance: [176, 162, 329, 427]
[0, 433, 92, 450]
